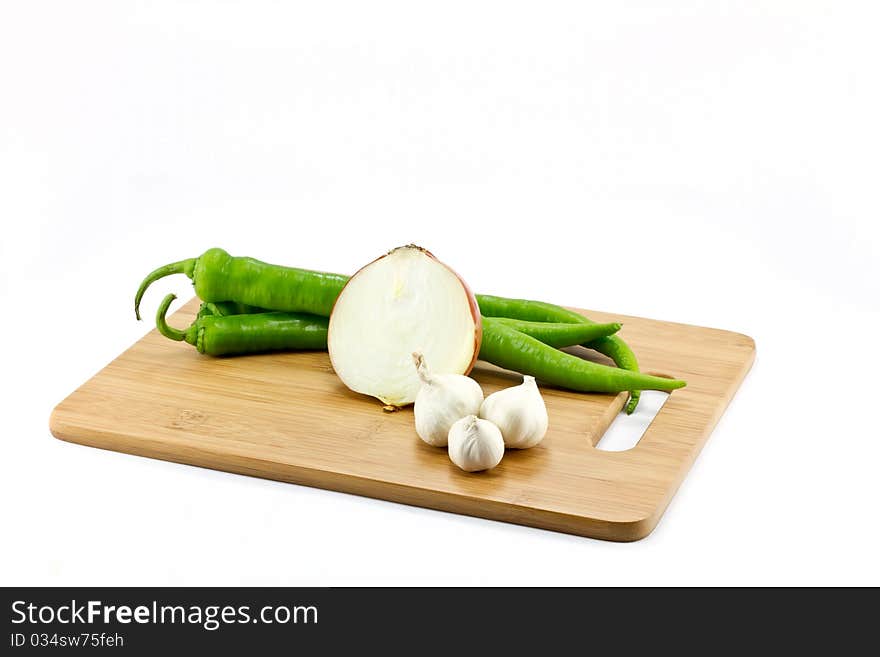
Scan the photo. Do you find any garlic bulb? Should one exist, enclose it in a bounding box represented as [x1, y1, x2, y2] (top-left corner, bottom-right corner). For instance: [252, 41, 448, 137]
[412, 352, 484, 447]
[447, 415, 504, 472]
[479, 375, 548, 449]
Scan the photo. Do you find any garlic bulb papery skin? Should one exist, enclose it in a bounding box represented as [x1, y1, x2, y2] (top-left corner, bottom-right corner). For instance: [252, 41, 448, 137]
[447, 415, 505, 472]
[412, 352, 484, 447]
[479, 375, 549, 449]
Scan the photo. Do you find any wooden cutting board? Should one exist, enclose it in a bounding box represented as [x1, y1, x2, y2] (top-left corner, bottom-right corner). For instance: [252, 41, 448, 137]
[50, 298, 754, 541]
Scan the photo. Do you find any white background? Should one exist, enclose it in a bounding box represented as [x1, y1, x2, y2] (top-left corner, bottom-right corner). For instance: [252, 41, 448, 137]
[2, 1, 878, 586]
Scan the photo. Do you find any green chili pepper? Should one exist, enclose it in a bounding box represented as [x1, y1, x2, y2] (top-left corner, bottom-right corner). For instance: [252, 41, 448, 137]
[476, 295, 643, 414]
[191, 303, 620, 353]
[487, 317, 622, 348]
[479, 317, 684, 394]
[189, 301, 622, 356]
[135, 248, 348, 320]
[156, 294, 329, 356]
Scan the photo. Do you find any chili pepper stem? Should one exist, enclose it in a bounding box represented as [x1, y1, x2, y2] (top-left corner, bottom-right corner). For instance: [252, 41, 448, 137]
[155, 294, 188, 342]
[135, 258, 197, 320]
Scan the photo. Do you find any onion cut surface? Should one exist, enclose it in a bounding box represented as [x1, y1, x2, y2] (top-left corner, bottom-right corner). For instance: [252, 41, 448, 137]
[328, 246, 481, 406]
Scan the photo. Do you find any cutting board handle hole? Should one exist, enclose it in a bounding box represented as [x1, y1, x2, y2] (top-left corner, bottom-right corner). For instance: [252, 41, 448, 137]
[595, 390, 671, 452]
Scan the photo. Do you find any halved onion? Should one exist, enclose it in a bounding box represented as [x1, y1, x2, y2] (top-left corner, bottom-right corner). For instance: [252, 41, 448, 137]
[328, 245, 481, 406]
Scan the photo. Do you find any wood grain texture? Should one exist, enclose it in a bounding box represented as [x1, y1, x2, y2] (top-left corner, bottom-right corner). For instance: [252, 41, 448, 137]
[49, 298, 754, 541]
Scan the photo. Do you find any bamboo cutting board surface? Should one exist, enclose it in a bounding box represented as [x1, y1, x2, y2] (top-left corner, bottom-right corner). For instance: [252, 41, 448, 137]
[50, 298, 754, 541]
